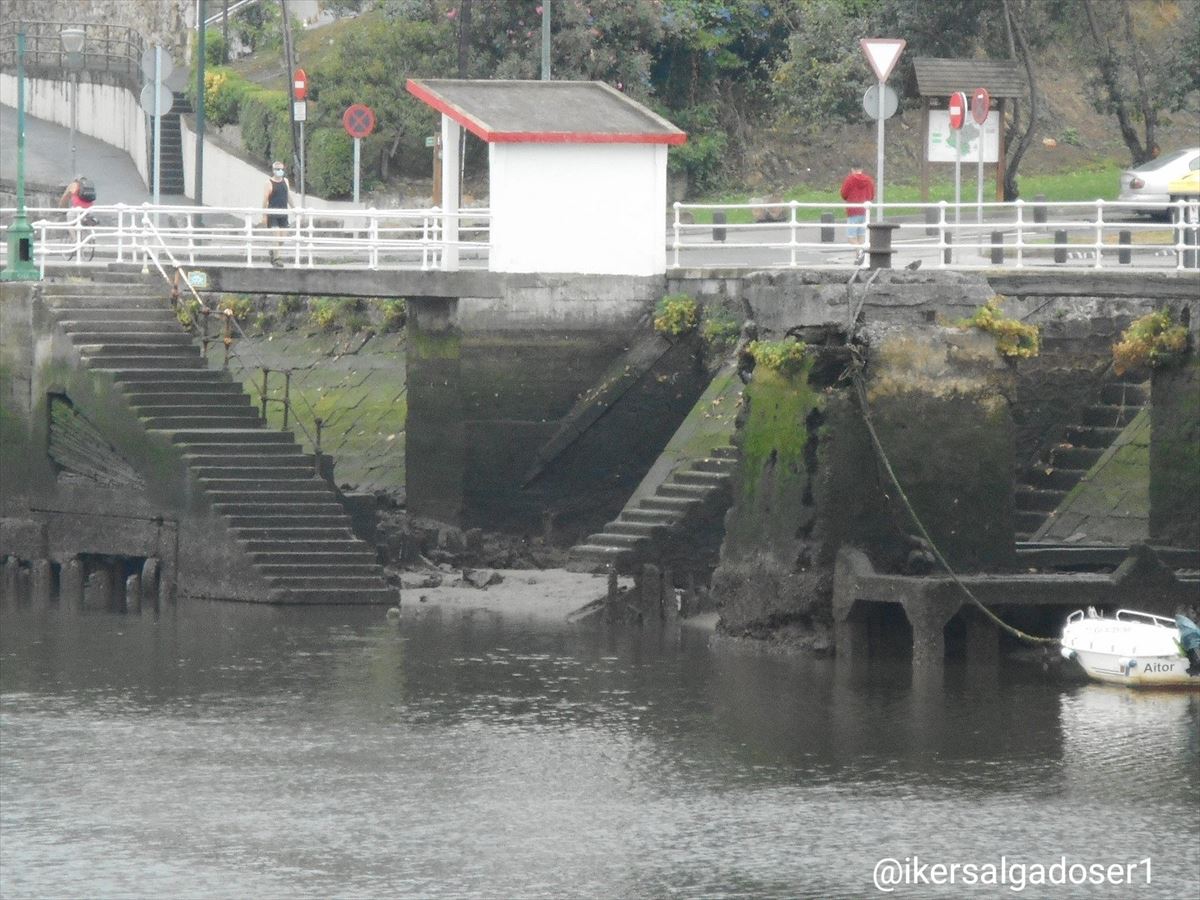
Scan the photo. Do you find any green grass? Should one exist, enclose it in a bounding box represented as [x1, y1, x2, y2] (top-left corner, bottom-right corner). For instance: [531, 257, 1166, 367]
[682, 161, 1125, 224]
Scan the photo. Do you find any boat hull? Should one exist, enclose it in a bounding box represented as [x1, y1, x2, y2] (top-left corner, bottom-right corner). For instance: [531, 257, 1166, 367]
[1068, 648, 1197, 688]
[1061, 608, 1200, 690]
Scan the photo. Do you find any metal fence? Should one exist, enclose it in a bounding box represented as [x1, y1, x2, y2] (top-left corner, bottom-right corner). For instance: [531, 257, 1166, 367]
[672, 198, 1200, 271]
[0, 21, 144, 81]
[3, 198, 1198, 274]
[0, 205, 492, 275]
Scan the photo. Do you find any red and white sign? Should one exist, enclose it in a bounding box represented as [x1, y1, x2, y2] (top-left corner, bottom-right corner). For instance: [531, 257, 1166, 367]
[971, 87, 991, 125]
[859, 38, 906, 83]
[293, 68, 307, 101]
[948, 91, 968, 130]
[342, 103, 376, 139]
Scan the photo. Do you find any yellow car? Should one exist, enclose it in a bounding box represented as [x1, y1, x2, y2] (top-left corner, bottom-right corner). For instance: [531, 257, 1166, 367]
[1168, 171, 1199, 224]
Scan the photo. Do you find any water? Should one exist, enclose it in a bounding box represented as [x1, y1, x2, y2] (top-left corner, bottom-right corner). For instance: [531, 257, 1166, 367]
[2, 601, 1198, 899]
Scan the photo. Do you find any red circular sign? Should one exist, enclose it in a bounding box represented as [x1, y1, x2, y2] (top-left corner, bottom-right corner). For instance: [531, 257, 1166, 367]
[342, 103, 376, 139]
[293, 68, 307, 101]
[971, 87, 991, 125]
[948, 91, 967, 130]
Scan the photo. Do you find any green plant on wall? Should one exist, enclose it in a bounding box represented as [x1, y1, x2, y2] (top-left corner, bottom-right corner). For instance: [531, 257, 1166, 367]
[700, 306, 739, 351]
[220, 294, 254, 321]
[957, 296, 1040, 359]
[1113, 310, 1189, 375]
[380, 299, 407, 333]
[176, 298, 203, 330]
[654, 294, 698, 336]
[747, 339, 809, 377]
[309, 296, 368, 332]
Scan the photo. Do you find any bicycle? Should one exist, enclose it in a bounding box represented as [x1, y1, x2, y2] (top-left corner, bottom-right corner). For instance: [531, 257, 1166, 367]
[49, 210, 98, 262]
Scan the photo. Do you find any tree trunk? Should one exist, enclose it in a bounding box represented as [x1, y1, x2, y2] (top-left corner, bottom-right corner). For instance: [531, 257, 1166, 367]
[1002, 0, 1039, 200]
[1081, 0, 1150, 164]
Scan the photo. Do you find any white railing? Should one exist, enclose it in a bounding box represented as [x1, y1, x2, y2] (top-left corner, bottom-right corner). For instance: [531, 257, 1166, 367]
[3, 198, 1197, 274]
[0, 204, 491, 275]
[671, 198, 1200, 271]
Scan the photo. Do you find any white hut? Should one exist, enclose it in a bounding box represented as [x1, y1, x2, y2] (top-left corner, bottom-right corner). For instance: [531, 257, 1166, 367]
[406, 79, 686, 277]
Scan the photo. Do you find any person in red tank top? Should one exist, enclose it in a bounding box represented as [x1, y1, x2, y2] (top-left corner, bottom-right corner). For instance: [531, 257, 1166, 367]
[839, 163, 876, 259]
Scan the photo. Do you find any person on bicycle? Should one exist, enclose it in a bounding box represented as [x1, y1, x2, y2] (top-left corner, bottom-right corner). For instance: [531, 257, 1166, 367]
[60, 175, 96, 211]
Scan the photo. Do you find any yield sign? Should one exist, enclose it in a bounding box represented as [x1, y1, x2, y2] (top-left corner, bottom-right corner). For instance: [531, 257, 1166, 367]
[859, 38, 906, 83]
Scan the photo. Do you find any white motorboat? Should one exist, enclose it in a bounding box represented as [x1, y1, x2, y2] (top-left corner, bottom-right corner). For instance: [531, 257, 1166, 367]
[1061, 608, 1200, 689]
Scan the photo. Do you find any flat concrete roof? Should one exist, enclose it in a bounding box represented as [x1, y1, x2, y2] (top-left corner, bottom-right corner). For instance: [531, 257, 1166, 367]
[406, 79, 687, 145]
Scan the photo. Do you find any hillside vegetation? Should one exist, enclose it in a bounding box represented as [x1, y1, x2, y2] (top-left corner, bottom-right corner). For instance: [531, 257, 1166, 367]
[203, 0, 1200, 204]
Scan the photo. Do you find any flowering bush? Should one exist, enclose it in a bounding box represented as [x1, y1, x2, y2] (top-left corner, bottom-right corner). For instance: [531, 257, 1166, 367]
[747, 340, 808, 377]
[654, 294, 698, 336]
[1113, 310, 1189, 375]
[958, 297, 1040, 358]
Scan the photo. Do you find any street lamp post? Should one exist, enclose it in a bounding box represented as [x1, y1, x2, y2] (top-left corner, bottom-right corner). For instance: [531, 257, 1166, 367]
[1, 30, 39, 282]
[62, 27, 86, 176]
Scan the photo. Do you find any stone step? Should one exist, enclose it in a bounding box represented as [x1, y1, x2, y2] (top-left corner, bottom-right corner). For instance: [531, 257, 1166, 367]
[1099, 382, 1149, 406]
[106, 369, 230, 383]
[657, 482, 715, 500]
[241, 539, 369, 555]
[618, 508, 678, 525]
[204, 490, 332, 506]
[78, 341, 201, 357]
[43, 296, 173, 310]
[690, 456, 738, 473]
[1081, 404, 1143, 428]
[184, 451, 307, 467]
[68, 331, 194, 346]
[1015, 509, 1047, 535]
[170, 429, 296, 445]
[672, 469, 731, 487]
[231, 527, 356, 540]
[200, 477, 331, 492]
[214, 502, 346, 517]
[131, 397, 255, 413]
[568, 544, 632, 562]
[54, 311, 179, 326]
[248, 550, 378, 565]
[257, 563, 384, 578]
[710, 446, 738, 459]
[1064, 425, 1124, 449]
[267, 575, 392, 591]
[83, 354, 208, 370]
[584, 532, 645, 548]
[1015, 486, 1067, 512]
[639, 496, 702, 513]
[267, 586, 396, 605]
[144, 415, 265, 431]
[1022, 466, 1087, 491]
[124, 385, 248, 401]
[227, 514, 350, 529]
[605, 521, 667, 538]
[196, 465, 316, 481]
[58, 318, 182, 333]
[1048, 446, 1104, 470]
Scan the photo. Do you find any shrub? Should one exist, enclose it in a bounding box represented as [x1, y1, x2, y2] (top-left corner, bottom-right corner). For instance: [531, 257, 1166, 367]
[747, 339, 808, 377]
[309, 296, 367, 332]
[176, 298, 203, 329]
[381, 299, 407, 332]
[220, 294, 254, 321]
[239, 87, 289, 162]
[654, 294, 698, 336]
[701, 306, 739, 350]
[202, 68, 250, 128]
[307, 129, 355, 199]
[309, 297, 338, 330]
[958, 297, 1040, 359]
[1113, 310, 1189, 375]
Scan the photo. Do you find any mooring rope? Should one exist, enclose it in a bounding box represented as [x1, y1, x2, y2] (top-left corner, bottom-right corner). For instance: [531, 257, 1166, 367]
[841, 269, 1057, 647]
[847, 359, 1059, 646]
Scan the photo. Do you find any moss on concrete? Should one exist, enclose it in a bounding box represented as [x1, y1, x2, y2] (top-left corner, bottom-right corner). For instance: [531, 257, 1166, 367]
[1150, 355, 1200, 547]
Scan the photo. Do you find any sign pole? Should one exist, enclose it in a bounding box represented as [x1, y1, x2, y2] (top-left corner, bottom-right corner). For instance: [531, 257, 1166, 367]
[153, 46, 162, 212]
[300, 121, 306, 207]
[971, 88, 991, 227]
[876, 78, 885, 209]
[353, 136, 361, 204]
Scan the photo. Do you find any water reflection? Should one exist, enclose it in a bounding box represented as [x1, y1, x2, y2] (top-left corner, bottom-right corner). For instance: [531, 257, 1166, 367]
[2, 603, 1197, 899]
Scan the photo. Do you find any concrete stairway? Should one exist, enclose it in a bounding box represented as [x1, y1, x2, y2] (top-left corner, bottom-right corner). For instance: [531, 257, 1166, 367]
[1014, 377, 1150, 540]
[156, 92, 189, 196]
[568, 446, 737, 572]
[42, 281, 396, 604]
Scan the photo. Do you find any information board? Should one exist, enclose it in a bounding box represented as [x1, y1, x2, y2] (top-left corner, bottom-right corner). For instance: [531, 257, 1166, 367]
[927, 110, 999, 164]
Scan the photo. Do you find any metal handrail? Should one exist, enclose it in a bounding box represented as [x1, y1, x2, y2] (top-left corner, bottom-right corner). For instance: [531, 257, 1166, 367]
[0, 20, 143, 80]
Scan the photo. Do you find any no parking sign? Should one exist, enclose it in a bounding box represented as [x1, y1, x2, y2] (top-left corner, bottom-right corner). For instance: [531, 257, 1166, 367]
[342, 104, 376, 203]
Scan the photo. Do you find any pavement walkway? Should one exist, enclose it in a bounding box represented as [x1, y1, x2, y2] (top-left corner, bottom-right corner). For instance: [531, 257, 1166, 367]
[1, 103, 187, 206]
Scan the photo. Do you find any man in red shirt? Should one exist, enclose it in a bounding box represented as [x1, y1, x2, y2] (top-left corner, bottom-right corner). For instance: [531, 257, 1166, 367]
[840, 163, 876, 261]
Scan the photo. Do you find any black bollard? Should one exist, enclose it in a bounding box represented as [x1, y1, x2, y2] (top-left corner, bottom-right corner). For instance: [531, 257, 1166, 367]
[867, 221, 899, 269]
[1185, 225, 1199, 270]
[1033, 193, 1047, 225]
[820, 212, 834, 243]
[990, 231, 1005, 265]
[1054, 229, 1068, 264]
[712, 211, 726, 243]
[942, 231, 953, 266]
[1118, 230, 1132, 265]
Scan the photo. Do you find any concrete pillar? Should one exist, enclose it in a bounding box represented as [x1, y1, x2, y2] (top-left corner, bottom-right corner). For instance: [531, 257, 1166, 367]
[62, 558, 84, 613]
[125, 574, 142, 615]
[903, 594, 961, 677]
[15, 567, 31, 607]
[141, 558, 160, 613]
[439, 113, 460, 271]
[88, 566, 114, 612]
[964, 606, 1000, 670]
[835, 616, 870, 664]
[30, 559, 53, 610]
[640, 564, 662, 619]
[0, 556, 16, 606]
[662, 567, 678, 623]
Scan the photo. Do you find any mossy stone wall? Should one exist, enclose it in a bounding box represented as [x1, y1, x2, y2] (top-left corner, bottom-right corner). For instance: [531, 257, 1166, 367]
[1150, 355, 1200, 547]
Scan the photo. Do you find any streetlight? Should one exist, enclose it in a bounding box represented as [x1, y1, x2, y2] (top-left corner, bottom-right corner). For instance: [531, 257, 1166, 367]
[61, 27, 86, 176]
[1, 30, 39, 282]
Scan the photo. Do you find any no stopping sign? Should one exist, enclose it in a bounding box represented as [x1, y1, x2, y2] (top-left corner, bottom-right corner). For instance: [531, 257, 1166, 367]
[342, 103, 376, 139]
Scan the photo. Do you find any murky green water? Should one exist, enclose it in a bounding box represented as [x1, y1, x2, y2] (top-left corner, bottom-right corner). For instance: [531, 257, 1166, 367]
[2, 601, 1198, 899]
